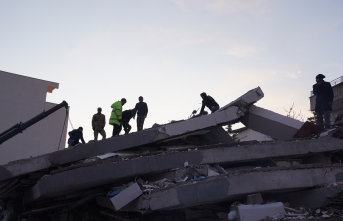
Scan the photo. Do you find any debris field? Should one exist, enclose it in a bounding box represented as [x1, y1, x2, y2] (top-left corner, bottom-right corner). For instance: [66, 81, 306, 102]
[1, 87, 343, 221]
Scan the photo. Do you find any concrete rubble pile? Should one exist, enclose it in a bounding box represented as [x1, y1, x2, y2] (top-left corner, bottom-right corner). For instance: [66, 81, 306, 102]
[1, 87, 343, 221]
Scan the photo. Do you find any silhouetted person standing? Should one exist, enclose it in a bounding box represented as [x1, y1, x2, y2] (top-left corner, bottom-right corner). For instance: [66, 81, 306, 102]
[135, 96, 148, 131]
[92, 107, 106, 141]
[313, 74, 334, 129]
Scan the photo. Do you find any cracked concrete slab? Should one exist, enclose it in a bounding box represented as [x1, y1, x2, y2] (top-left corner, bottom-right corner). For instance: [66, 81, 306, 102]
[240, 105, 319, 140]
[24, 137, 343, 202]
[121, 166, 343, 212]
[0, 155, 51, 182]
[219, 87, 264, 111]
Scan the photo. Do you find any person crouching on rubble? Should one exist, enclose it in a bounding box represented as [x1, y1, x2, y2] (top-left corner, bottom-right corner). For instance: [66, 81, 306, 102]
[68, 127, 86, 147]
[122, 109, 137, 135]
[198, 92, 220, 116]
[313, 74, 334, 130]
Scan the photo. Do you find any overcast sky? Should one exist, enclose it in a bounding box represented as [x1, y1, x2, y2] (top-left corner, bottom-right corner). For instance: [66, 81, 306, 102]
[1, 0, 343, 141]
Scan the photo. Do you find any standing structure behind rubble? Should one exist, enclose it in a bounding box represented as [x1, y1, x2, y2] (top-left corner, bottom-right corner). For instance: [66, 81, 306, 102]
[0, 70, 68, 165]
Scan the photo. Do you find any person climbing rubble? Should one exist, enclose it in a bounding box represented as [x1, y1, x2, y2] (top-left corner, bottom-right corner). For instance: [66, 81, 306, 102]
[67, 127, 85, 147]
[122, 109, 137, 135]
[135, 96, 148, 131]
[109, 98, 126, 137]
[313, 74, 334, 130]
[199, 92, 220, 115]
[92, 107, 106, 141]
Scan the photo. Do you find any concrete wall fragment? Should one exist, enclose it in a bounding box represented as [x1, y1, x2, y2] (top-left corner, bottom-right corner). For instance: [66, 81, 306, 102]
[240, 105, 319, 140]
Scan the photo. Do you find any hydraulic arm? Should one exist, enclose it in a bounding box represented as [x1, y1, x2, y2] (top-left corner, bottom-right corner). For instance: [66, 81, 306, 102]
[0, 101, 68, 145]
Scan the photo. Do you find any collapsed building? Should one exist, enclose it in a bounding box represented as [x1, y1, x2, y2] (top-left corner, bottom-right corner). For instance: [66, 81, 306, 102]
[1, 87, 343, 221]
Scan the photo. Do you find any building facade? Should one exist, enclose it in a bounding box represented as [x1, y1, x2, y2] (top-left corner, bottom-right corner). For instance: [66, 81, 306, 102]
[0, 70, 68, 165]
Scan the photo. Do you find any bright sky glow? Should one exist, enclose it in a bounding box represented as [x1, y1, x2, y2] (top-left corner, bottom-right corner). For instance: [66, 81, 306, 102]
[1, 0, 343, 141]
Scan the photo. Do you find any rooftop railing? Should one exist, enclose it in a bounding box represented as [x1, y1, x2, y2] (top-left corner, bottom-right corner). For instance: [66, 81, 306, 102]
[310, 75, 343, 96]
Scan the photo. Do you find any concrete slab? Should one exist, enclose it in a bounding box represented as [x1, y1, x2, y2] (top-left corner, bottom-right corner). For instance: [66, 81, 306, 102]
[235, 202, 285, 221]
[24, 137, 343, 202]
[241, 105, 305, 140]
[112, 183, 142, 210]
[121, 166, 343, 212]
[219, 87, 264, 111]
[0, 155, 51, 182]
[98, 183, 142, 211]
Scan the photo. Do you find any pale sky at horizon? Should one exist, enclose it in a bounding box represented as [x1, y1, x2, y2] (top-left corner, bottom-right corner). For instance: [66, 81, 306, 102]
[1, 0, 343, 142]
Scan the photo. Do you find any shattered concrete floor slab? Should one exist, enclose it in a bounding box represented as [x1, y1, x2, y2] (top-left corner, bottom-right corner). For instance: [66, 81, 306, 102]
[121, 165, 343, 212]
[24, 137, 343, 202]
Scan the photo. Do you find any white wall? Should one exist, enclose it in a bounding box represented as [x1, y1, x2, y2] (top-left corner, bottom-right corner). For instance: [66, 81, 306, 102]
[0, 70, 68, 165]
[236, 129, 273, 142]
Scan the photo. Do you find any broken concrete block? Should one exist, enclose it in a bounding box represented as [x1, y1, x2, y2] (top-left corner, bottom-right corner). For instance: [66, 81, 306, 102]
[240, 105, 321, 140]
[246, 193, 263, 205]
[207, 167, 219, 177]
[235, 202, 285, 221]
[219, 87, 264, 111]
[0, 155, 51, 182]
[97, 183, 142, 211]
[111, 182, 142, 210]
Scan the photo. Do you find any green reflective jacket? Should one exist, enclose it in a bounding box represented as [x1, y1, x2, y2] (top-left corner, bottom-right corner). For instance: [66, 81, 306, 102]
[109, 101, 122, 126]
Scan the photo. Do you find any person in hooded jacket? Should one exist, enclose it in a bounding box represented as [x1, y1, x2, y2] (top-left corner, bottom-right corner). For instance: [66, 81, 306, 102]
[68, 127, 85, 147]
[313, 74, 334, 129]
[109, 98, 126, 137]
[199, 92, 220, 115]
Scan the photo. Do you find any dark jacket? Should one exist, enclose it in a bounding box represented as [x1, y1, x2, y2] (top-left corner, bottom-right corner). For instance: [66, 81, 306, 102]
[68, 129, 85, 146]
[135, 102, 148, 117]
[122, 110, 134, 123]
[313, 81, 334, 112]
[200, 95, 219, 113]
